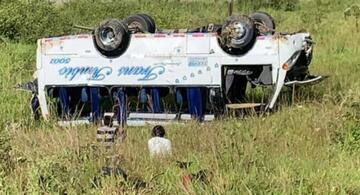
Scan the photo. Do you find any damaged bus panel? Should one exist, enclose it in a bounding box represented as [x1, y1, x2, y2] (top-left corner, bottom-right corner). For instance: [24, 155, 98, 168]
[32, 12, 323, 125]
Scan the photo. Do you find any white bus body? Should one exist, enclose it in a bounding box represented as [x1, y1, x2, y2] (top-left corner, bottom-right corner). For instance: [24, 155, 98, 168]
[35, 32, 313, 120]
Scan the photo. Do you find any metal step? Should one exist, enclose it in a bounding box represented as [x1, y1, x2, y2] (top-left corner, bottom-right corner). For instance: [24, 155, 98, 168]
[226, 103, 265, 110]
[126, 120, 177, 127]
[285, 75, 326, 86]
[180, 114, 215, 121]
[126, 113, 178, 127]
[126, 114, 215, 126]
[128, 113, 177, 120]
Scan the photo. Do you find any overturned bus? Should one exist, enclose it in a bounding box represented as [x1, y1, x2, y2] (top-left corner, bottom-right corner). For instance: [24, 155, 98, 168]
[30, 12, 322, 125]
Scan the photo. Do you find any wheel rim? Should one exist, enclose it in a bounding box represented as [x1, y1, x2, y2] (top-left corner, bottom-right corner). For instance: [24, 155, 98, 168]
[230, 22, 248, 45]
[233, 22, 246, 39]
[100, 27, 118, 46]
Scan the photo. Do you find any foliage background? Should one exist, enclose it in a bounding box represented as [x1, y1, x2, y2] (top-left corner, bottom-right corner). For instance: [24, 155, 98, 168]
[0, 0, 360, 194]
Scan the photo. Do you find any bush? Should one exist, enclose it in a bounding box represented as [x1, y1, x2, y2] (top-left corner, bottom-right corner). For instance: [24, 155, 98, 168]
[236, 0, 298, 11]
[0, 116, 12, 171]
[331, 94, 360, 152]
[0, 126, 12, 178]
[0, 0, 300, 42]
[25, 142, 107, 194]
[268, 0, 298, 11]
[0, 0, 68, 42]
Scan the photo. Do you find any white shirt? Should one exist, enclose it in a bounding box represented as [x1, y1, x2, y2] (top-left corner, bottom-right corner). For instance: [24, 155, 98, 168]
[148, 137, 172, 157]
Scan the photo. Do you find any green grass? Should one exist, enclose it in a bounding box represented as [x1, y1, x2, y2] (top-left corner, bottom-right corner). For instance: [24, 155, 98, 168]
[1, 0, 360, 194]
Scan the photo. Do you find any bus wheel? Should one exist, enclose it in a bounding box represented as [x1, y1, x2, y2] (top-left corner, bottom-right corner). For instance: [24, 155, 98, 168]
[94, 19, 130, 57]
[125, 14, 156, 33]
[138, 13, 156, 33]
[249, 11, 276, 35]
[220, 15, 256, 55]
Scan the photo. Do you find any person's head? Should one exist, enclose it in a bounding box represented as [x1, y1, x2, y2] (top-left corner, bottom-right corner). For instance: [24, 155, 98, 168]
[151, 125, 165, 137]
[103, 115, 112, 126]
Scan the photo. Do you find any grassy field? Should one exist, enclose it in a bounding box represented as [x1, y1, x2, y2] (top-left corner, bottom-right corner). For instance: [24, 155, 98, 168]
[1, 0, 360, 194]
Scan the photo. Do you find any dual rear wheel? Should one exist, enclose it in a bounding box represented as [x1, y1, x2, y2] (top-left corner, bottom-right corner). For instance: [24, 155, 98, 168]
[94, 14, 156, 57]
[220, 12, 275, 55]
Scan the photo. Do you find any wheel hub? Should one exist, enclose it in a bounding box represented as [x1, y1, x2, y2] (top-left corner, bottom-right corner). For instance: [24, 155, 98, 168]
[100, 27, 117, 46]
[233, 22, 246, 39]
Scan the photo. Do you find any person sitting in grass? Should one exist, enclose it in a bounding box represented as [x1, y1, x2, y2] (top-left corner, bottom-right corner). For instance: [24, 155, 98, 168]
[148, 125, 172, 157]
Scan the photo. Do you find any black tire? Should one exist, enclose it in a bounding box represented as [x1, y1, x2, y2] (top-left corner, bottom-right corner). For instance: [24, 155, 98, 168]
[94, 19, 130, 57]
[249, 11, 275, 35]
[220, 15, 256, 54]
[138, 13, 156, 33]
[124, 14, 155, 33]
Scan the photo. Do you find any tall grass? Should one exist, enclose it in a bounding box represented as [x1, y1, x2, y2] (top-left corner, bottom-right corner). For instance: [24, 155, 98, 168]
[0, 0, 360, 194]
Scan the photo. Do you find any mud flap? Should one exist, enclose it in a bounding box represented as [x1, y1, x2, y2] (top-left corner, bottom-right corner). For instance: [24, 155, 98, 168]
[90, 87, 100, 122]
[150, 88, 161, 113]
[59, 87, 70, 118]
[117, 88, 127, 127]
[80, 87, 88, 102]
[139, 88, 147, 104]
[138, 88, 150, 112]
[31, 94, 40, 120]
[186, 87, 204, 120]
[225, 74, 234, 95]
[175, 88, 184, 116]
[176, 88, 183, 108]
